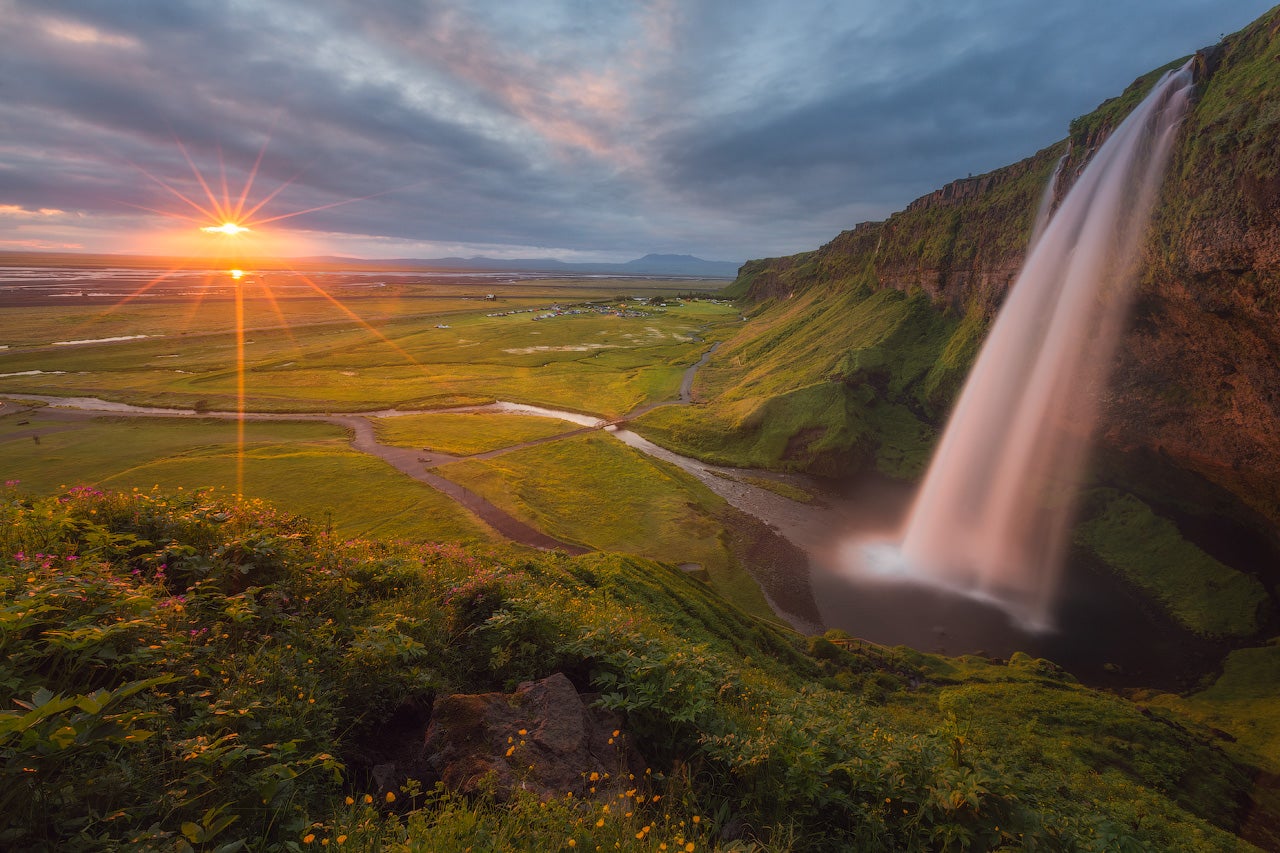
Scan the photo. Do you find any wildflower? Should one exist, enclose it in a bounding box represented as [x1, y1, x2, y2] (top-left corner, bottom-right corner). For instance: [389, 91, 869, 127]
[567, 840, 576, 848]
[519, 728, 527, 736]
[345, 797, 354, 805]
[589, 772, 600, 782]
[692, 816, 700, 824]
[337, 837, 347, 845]
[686, 845, 695, 852]
[303, 834, 315, 844]
[385, 791, 396, 803]
[363, 794, 373, 804]
[596, 819, 605, 827]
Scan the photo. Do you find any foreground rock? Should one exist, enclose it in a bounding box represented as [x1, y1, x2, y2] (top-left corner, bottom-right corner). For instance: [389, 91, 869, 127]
[369, 673, 643, 801]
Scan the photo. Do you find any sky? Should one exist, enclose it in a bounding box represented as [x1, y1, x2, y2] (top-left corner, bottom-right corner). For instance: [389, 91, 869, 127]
[0, 0, 1274, 264]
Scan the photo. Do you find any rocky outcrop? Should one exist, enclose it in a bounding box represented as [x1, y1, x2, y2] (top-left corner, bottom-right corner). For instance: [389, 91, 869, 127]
[397, 673, 643, 800]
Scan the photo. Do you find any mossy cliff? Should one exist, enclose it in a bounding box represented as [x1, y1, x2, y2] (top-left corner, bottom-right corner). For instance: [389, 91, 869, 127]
[640, 9, 1280, 537]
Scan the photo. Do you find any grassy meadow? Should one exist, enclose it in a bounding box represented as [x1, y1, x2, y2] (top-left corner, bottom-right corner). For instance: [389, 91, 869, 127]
[372, 411, 581, 456]
[0, 407, 493, 544]
[0, 288, 735, 416]
[436, 432, 777, 619]
[0, 280, 761, 598]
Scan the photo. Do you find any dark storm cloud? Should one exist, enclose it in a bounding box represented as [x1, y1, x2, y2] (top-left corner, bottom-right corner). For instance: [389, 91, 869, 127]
[1, 0, 1275, 260]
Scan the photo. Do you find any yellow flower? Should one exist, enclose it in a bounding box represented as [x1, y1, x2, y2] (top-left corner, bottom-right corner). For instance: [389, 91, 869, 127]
[345, 796, 354, 805]
[685, 844, 695, 853]
[596, 819, 605, 827]
[363, 794, 373, 804]
[567, 840, 576, 848]
[303, 834, 315, 844]
[519, 728, 528, 736]
[692, 816, 700, 824]
[385, 791, 396, 803]
[337, 836, 347, 845]
[589, 771, 600, 782]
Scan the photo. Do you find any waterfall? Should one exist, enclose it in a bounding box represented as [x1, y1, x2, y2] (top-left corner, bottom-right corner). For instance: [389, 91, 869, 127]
[883, 63, 1194, 629]
[1028, 146, 1069, 249]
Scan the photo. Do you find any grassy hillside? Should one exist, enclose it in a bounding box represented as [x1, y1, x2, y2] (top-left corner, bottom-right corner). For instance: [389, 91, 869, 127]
[1, 486, 1273, 851]
[633, 282, 978, 479]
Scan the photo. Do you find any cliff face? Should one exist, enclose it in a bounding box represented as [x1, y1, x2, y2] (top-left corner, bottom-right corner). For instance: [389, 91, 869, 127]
[723, 9, 1280, 530]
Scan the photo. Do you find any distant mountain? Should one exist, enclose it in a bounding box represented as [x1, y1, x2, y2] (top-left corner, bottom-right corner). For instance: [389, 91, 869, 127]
[303, 253, 742, 278]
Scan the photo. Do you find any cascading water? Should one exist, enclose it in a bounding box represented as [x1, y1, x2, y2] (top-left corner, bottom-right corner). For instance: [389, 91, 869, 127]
[857, 63, 1195, 630]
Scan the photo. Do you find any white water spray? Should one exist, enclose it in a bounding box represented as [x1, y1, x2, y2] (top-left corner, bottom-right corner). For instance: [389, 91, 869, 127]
[862, 63, 1195, 629]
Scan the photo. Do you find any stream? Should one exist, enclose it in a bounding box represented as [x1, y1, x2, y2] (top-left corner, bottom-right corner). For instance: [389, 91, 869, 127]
[0, 380, 1228, 688]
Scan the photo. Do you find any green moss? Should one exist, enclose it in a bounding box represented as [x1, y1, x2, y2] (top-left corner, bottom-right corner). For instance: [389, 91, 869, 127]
[1074, 491, 1272, 639]
[1153, 640, 1280, 774]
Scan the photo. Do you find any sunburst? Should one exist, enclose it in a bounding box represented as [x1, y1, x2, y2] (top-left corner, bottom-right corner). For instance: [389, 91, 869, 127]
[87, 136, 433, 499]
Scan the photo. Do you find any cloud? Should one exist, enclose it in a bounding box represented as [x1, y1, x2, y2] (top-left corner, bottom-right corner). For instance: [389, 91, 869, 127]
[1, 0, 1275, 262]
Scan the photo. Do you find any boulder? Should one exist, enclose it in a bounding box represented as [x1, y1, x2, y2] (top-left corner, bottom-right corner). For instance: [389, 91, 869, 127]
[412, 672, 641, 800]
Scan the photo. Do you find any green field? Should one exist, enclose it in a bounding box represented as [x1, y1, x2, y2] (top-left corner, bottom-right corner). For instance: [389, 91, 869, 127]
[0, 296, 737, 416]
[436, 432, 777, 619]
[0, 407, 493, 543]
[0, 290, 768, 606]
[373, 411, 579, 455]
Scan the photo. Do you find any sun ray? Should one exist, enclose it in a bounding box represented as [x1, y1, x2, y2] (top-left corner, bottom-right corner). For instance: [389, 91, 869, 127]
[119, 200, 210, 226]
[235, 168, 306, 224]
[249, 182, 417, 227]
[176, 137, 230, 223]
[233, 274, 246, 500]
[255, 277, 303, 353]
[217, 144, 233, 223]
[232, 111, 282, 222]
[290, 271, 431, 371]
[132, 163, 221, 222]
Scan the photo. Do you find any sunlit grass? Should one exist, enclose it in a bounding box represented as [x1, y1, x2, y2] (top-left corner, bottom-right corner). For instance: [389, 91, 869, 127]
[374, 412, 578, 456]
[436, 433, 777, 619]
[0, 410, 493, 543]
[0, 301, 737, 416]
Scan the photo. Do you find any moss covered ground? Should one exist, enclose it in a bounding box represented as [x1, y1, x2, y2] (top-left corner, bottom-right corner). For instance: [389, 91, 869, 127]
[1074, 490, 1272, 639]
[1, 487, 1271, 851]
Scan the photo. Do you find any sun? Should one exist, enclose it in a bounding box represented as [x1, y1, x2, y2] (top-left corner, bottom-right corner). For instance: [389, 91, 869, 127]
[201, 221, 251, 236]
